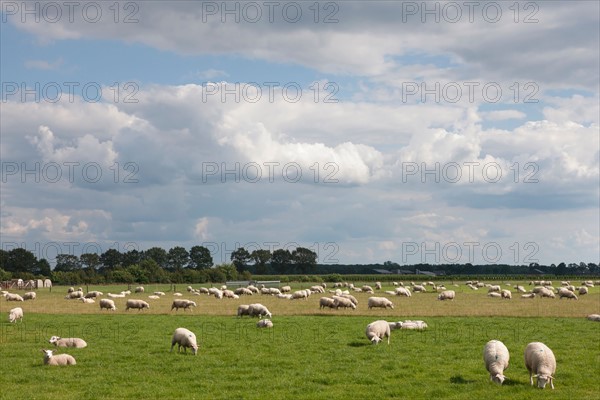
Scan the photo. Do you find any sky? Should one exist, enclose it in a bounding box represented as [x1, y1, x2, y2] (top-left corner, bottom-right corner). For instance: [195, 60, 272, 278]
[1, 1, 599, 267]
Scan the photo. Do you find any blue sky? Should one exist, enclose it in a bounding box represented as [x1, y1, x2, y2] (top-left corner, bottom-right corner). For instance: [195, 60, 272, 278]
[1, 1, 598, 266]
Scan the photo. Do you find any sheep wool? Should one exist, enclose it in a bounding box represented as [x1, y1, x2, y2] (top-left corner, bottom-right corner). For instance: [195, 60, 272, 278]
[99, 298, 117, 311]
[367, 297, 394, 309]
[125, 299, 150, 311]
[8, 307, 23, 323]
[365, 320, 391, 344]
[49, 336, 87, 348]
[524, 342, 556, 389]
[437, 290, 455, 301]
[171, 328, 198, 355]
[42, 349, 76, 366]
[483, 340, 510, 384]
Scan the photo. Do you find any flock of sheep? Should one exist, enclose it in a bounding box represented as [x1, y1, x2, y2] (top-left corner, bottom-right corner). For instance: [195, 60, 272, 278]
[3, 279, 599, 389]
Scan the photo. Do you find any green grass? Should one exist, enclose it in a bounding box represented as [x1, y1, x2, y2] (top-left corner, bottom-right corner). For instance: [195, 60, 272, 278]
[1, 282, 599, 399]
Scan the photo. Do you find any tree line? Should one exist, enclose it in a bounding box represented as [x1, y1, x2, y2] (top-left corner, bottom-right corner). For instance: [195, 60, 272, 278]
[0, 246, 597, 285]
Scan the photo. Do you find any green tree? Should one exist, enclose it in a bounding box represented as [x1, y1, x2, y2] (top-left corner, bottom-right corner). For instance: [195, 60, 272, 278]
[138, 258, 169, 283]
[34, 259, 52, 276]
[144, 247, 168, 269]
[189, 245, 213, 269]
[167, 246, 190, 272]
[80, 253, 101, 270]
[251, 249, 271, 275]
[54, 254, 80, 272]
[292, 247, 317, 274]
[4, 248, 37, 274]
[100, 249, 123, 270]
[231, 247, 251, 273]
[271, 249, 292, 274]
[122, 249, 143, 267]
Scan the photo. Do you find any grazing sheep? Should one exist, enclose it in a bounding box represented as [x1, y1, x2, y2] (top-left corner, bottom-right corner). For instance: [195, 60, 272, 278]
[42, 349, 76, 366]
[521, 293, 536, 299]
[399, 320, 428, 330]
[586, 314, 600, 322]
[488, 285, 501, 293]
[223, 289, 237, 298]
[367, 297, 394, 309]
[388, 321, 403, 330]
[148, 295, 160, 300]
[248, 303, 272, 319]
[134, 286, 144, 293]
[291, 290, 309, 300]
[23, 291, 36, 300]
[171, 328, 198, 355]
[8, 307, 23, 323]
[256, 319, 273, 328]
[578, 287, 588, 295]
[280, 285, 291, 293]
[375, 282, 382, 290]
[340, 293, 358, 305]
[319, 297, 338, 309]
[412, 285, 426, 293]
[362, 285, 374, 293]
[500, 290, 512, 299]
[85, 291, 103, 298]
[332, 296, 357, 310]
[79, 297, 95, 304]
[395, 287, 412, 297]
[467, 284, 479, 290]
[365, 320, 391, 344]
[483, 340, 510, 384]
[171, 299, 197, 311]
[234, 287, 253, 296]
[487, 292, 502, 298]
[5, 293, 24, 301]
[237, 304, 252, 317]
[65, 291, 84, 299]
[437, 290, 455, 301]
[49, 336, 87, 348]
[514, 285, 526, 293]
[125, 299, 150, 311]
[208, 288, 223, 299]
[524, 342, 556, 389]
[99, 298, 116, 311]
[539, 288, 555, 298]
[557, 288, 577, 300]
[246, 285, 259, 293]
[309, 286, 323, 294]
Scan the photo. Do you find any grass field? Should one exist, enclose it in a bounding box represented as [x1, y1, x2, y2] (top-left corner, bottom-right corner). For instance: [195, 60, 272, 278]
[1, 281, 599, 399]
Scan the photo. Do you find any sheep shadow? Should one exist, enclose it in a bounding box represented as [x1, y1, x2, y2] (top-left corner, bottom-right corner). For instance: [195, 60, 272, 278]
[449, 375, 476, 384]
[347, 341, 370, 348]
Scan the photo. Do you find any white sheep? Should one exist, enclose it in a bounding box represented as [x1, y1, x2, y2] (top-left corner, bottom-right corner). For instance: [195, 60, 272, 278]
[521, 293, 536, 299]
[223, 289, 238, 298]
[154, 291, 166, 296]
[578, 287, 588, 295]
[487, 285, 501, 293]
[148, 295, 160, 300]
[99, 298, 116, 311]
[121, 290, 131, 295]
[539, 288, 555, 298]
[49, 336, 87, 348]
[365, 320, 391, 344]
[368, 296, 394, 309]
[558, 288, 578, 300]
[256, 319, 273, 328]
[171, 299, 197, 311]
[524, 342, 556, 389]
[332, 296, 356, 310]
[237, 304, 252, 317]
[362, 285, 374, 293]
[23, 291, 36, 300]
[500, 290, 512, 300]
[67, 287, 75, 293]
[173, 292, 182, 297]
[437, 290, 455, 301]
[134, 286, 145, 293]
[171, 327, 198, 355]
[586, 314, 600, 322]
[280, 285, 291, 293]
[125, 299, 150, 311]
[8, 307, 23, 323]
[107, 293, 125, 298]
[487, 292, 502, 298]
[276, 293, 292, 299]
[319, 297, 338, 309]
[412, 285, 426, 293]
[291, 290, 309, 300]
[85, 291, 103, 298]
[483, 340, 510, 384]
[208, 288, 223, 299]
[5, 293, 24, 301]
[388, 321, 403, 330]
[234, 287, 253, 296]
[399, 320, 428, 330]
[79, 297, 95, 304]
[375, 282, 382, 290]
[514, 285, 526, 293]
[395, 287, 412, 297]
[249, 303, 272, 319]
[42, 349, 76, 366]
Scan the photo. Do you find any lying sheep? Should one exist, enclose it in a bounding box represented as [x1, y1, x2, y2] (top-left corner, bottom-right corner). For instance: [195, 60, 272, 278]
[319, 297, 338, 309]
[437, 290, 455, 301]
[483, 340, 510, 384]
[85, 291, 103, 298]
[5, 293, 24, 301]
[412, 285, 426, 293]
[67, 287, 75, 293]
[125, 299, 150, 311]
[388, 322, 403, 330]
[367, 297, 394, 310]
[578, 287, 588, 295]
[65, 290, 84, 299]
[280, 285, 291, 293]
[23, 292, 36, 300]
[501, 290, 512, 300]
[400, 320, 428, 330]
[42, 349, 76, 366]
[524, 342, 556, 389]
[173, 292, 182, 297]
[49, 336, 87, 348]
[154, 291, 166, 296]
[514, 285, 527, 293]
[586, 314, 600, 322]
[148, 295, 160, 300]
[134, 286, 144, 293]
[276, 293, 292, 299]
[99, 298, 116, 311]
[171, 299, 196, 311]
[365, 320, 391, 344]
[171, 327, 198, 355]
[249, 303, 272, 319]
[487, 292, 502, 298]
[8, 307, 23, 323]
[256, 319, 273, 328]
[521, 293, 536, 299]
[107, 293, 125, 298]
[488, 285, 501, 293]
[79, 297, 95, 304]
[375, 282, 382, 290]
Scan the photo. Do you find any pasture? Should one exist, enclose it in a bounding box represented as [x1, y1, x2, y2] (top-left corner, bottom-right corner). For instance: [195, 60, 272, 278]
[1, 281, 599, 399]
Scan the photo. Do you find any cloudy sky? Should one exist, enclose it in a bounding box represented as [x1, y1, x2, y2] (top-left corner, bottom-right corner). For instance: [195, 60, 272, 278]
[1, 1, 598, 266]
